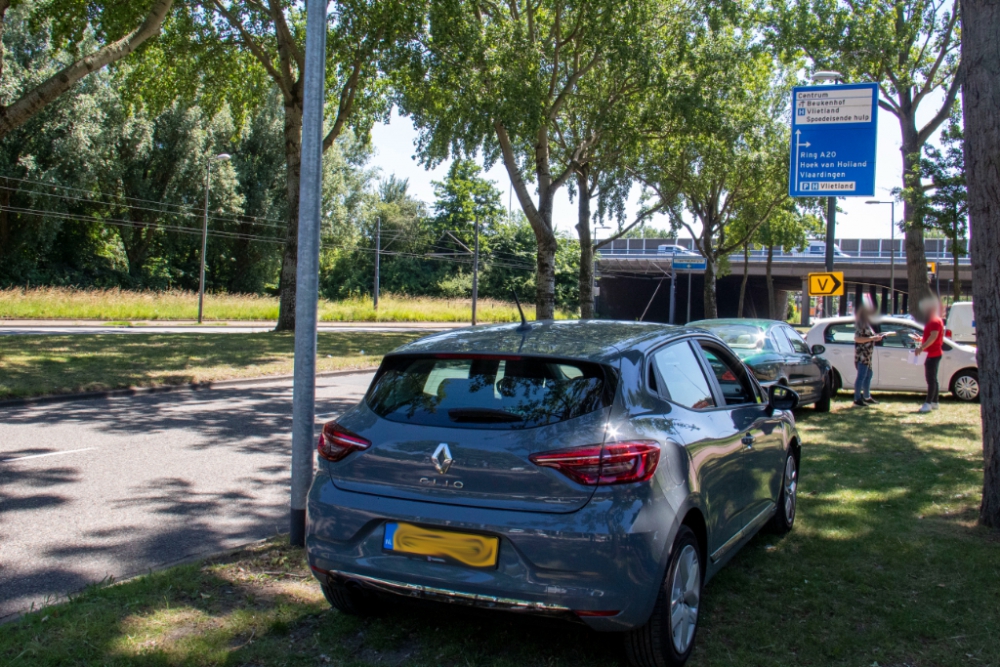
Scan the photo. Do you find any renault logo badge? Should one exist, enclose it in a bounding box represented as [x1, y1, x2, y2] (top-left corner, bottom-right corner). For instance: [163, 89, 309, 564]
[431, 443, 454, 474]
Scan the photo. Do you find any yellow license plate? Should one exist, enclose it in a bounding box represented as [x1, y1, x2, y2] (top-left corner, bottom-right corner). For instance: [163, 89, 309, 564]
[383, 522, 499, 568]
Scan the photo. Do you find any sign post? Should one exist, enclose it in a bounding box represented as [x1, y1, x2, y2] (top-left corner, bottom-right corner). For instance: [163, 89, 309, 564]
[791, 82, 878, 318]
[672, 257, 707, 323]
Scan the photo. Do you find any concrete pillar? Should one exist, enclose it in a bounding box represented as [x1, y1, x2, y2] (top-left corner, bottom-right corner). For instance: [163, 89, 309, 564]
[902, 293, 909, 315]
[881, 287, 889, 314]
[839, 294, 848, 316]
[855, 283, 863, 312]
[801, 277, 810, 326]
[869, 284, 879, 313]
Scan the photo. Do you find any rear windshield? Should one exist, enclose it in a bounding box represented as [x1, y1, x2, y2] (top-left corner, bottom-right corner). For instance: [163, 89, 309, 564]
[366, 355, 614, 429]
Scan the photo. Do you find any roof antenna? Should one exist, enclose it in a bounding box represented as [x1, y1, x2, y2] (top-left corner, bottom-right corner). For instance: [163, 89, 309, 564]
[511, 289, 530, 331]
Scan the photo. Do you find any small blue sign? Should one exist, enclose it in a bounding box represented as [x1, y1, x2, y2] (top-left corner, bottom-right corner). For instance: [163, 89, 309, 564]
[789, 82, 879, 197]
[673, 258, 707, 271]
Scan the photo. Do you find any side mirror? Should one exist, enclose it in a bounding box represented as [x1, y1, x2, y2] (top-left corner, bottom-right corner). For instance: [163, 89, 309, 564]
[768, 384, 799, 413]
[810, 344, 826, 356]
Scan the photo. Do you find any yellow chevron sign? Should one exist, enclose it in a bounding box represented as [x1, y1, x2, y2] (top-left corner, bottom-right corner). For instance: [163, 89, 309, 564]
[927, 262, 937, 275]
[808, 272, 845, 297]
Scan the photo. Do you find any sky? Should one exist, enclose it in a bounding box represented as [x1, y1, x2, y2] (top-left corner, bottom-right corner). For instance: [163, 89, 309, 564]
[366, 88, 949, 242]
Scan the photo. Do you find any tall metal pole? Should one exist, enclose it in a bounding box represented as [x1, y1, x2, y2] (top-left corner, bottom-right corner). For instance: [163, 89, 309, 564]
[825, 195, 836, 317]
[198, 161, 212, 324]
[289, 0, 327, 547]
[471, 215, 479, 325]
[669, 264, 677, 324]
[373, 217, 381, 310]
[686, 270, 692, 324]
[890, 200, 895, 314]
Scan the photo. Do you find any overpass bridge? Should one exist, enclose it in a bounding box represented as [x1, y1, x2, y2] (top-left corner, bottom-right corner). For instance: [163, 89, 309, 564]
[594, 238, 971, 324]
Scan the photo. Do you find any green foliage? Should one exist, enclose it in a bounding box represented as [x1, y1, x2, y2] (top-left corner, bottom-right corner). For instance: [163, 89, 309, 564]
[919, 116, 967, 255]
[431, 160, 505, 236]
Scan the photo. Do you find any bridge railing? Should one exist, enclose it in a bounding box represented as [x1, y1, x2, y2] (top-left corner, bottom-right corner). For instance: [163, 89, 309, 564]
[595, 245, 970, 263]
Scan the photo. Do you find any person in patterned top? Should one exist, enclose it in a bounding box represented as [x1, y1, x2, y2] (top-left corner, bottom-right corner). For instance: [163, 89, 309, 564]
[853, 299, 887, 407]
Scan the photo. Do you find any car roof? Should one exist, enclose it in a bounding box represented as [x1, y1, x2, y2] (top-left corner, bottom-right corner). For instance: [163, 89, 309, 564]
[808, 315, 923, 329]
[689, 318, 783, 330]
[389, 320, 704, 363]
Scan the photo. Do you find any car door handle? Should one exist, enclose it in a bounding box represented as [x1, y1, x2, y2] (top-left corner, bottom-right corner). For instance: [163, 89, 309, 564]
[741, 433, 755, 449]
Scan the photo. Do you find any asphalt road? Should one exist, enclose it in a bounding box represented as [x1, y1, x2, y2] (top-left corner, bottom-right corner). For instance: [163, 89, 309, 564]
[0, 371, 375, 621]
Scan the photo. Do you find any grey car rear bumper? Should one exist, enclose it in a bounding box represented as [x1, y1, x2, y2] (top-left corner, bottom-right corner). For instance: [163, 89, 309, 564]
[306, 475, 676, 630]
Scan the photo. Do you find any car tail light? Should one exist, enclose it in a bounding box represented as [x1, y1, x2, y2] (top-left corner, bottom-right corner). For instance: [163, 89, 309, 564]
[317, 421, 371, 462]
[529, 441, 660, 485]
[946, 329, 953, 339]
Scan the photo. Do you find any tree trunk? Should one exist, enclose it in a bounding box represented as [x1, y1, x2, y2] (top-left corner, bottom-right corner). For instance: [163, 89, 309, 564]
[737, 244, 749, 317]
[766, 243, 775, 319]
[901, 120, 931, 314]
[534, 188, 557, 321]
[0, 0, 174, 140]
[961, 0, 1000, 529]
[275, 98, 303, 332]
[703, 255, 718, 319]
[536, 231, 558, 320]
[952, 237, 961, 302]
[0, 184, 10, 257]
[576, 169, 594, 319]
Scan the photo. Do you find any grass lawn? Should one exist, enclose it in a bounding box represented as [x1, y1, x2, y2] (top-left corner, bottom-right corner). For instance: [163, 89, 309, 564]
[1, 395, 997, 667]
[0, 332, 421, 399]
[0, 288, 571, 323]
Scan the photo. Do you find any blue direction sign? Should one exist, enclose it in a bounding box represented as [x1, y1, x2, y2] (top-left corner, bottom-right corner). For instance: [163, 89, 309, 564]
[789, 82, 879, 197]
[673, 258, 707, 271]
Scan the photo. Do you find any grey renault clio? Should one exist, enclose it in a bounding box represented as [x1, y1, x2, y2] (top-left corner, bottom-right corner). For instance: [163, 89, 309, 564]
[307, 320, 801, 667]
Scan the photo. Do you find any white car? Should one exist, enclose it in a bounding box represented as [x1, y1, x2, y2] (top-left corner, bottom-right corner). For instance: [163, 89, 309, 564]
[804, 316, 980, 402]
[657, 244, 699, 256]
[791, 241, 849, 258]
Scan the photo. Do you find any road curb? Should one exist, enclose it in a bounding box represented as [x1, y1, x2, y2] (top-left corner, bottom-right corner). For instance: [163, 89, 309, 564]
[0, 367, 377, 409]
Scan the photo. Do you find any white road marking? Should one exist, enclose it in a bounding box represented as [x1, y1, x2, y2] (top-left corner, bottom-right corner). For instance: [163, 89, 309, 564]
[2, 448, 96, 463]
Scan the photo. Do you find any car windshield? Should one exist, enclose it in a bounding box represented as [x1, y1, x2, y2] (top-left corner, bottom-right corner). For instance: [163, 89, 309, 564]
[697, 324, 768, 359]
[366, 355, 613, 429]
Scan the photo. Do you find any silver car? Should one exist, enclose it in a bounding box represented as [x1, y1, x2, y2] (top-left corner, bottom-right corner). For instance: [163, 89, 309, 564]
[307, 321, 802, 667]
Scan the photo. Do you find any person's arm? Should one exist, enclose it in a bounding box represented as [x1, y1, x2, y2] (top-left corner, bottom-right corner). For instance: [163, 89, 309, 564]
[918, 329, 939, 353]
[854, 333, 884, 344]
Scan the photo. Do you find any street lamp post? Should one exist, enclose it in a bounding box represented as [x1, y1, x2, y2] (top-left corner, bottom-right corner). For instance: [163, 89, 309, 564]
[867, 199, 896, 314]
[471, 213, 479, 325]
[199, 153, 231, 324]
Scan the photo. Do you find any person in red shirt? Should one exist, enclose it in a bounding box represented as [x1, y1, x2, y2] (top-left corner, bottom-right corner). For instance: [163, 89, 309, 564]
[915, 296, 945, 413]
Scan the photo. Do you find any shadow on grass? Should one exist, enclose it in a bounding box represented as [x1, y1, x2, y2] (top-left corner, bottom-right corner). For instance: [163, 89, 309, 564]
[1, 394, 996, 667]
[0, 331, 419, 399]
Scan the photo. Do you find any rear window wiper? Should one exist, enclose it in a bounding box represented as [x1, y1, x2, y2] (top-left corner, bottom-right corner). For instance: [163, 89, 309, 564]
[447, 408, 524, 423]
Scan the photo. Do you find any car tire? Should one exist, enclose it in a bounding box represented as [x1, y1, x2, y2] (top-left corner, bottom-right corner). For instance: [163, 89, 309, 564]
[321, 582, 379, 616]
[950, 369, 980, 403]
[625, 526, 702, 667]
[813, 380, 831, 412]
[766, 451, 798, 534]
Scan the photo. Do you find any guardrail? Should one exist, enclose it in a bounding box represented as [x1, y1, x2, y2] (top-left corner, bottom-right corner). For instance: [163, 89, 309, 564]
[596, 249, 970, 264]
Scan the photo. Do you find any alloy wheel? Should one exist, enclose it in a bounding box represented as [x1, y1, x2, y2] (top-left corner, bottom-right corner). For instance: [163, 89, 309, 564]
[954, 375, 979, 401]
[669, 544, 700, 654]
[784, 455, 798, 523]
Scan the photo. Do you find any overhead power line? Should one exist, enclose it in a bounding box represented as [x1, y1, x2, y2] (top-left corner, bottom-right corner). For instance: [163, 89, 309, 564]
[0, 174, 286, 226]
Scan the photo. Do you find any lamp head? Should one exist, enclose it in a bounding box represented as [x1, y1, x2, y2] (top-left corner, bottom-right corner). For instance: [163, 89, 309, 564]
[811, 70, 843, 83]
[213, 153, 231, 162]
